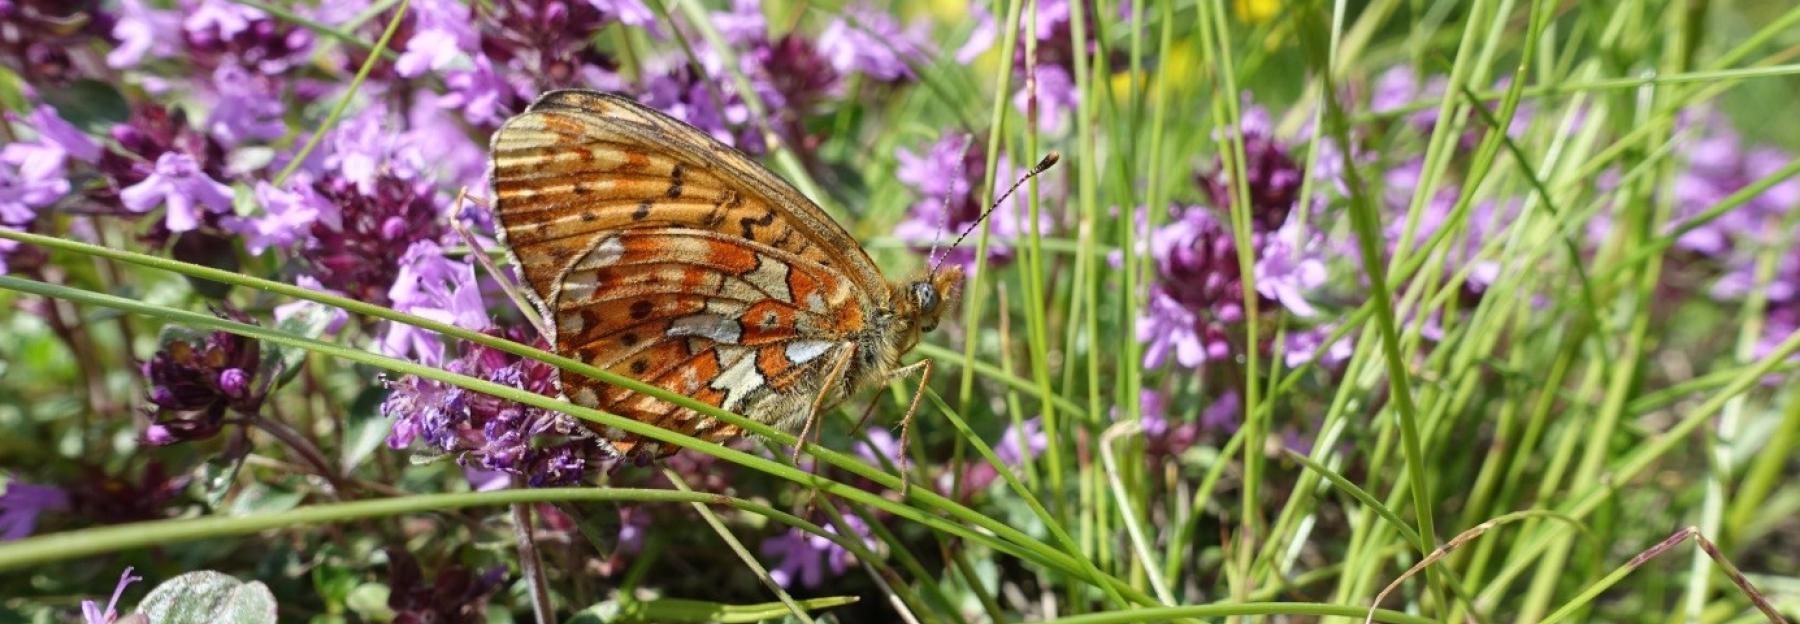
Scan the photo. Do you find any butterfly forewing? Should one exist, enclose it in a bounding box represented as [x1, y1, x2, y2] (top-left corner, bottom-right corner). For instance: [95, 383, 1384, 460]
[489, 90, 885, 457]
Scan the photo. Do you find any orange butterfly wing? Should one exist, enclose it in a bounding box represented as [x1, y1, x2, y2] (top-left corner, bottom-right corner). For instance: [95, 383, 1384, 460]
[489, 90, 888, 457]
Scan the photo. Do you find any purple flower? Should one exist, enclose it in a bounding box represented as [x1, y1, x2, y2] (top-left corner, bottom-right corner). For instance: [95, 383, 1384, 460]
[1254, 236, 1326, 317]
[1382, 158, 1515, 294]
[381, 327, 607, 486]
[1139, 288, 1225, 369]
[1282, 325, 1354, 368]
[0, 478, 70, 540]
[410, 90, 503, 190]
[0, 1, 110, 83]
[761, 515, 875, 588]
[325, 105, 425, 193]
[274, 275, 350, 335]
[15, 105, 102, 164]
[0, 150, 69, 225]
[1369, 66, 1445, 129]
[640, 68, 752, 148]
[1199, 104, 1306, 232]
[1202, 389, 1242, 433]
[893, 134, 1058, 272]
[98, 104, 227, 201]
[748, 34, 840, 117]
[80, 567, 143, 624]
[108, 0, 182, 68]
[182, 0, 313, 75]
[119, 152, 235, 233]
[203, 66, 287, 146]
[475, 0, 629, 95]
[816, 3, 927, 82]
[1714, 245, 1800, 364]
[439, 59, 523, 129]
[140, 308, 267, 445]
[394, 0, 478, 78]
[225, 179, 330, 254]
[713, 0, 766, 45]
[1126, 390, 1199, 458]
[616, 506, 650, 555]
[994, 418, 1048, 466]
[853, 427, 901, 467]
[955, 7, 997, 63]
[1138, 204, 1324, 370]
[1670, 110, 1800, 255]
[1014, 63, 1078, 132]
[585, 0, 656, 28]
[380, 241, 491, 366]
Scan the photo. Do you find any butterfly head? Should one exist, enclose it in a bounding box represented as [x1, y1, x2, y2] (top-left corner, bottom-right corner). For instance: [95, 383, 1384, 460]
[897, 265, 964, 335]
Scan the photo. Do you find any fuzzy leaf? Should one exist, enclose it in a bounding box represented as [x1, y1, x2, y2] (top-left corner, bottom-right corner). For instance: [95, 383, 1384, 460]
[136, 570, 278, 624]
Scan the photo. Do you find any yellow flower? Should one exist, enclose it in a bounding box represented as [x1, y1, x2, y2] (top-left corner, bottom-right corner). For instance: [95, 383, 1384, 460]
[1234, 0, 1282, 24]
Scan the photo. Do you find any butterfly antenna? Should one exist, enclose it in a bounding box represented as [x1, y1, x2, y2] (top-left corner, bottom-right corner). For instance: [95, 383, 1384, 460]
[930, 151, 1061, 275]
[924, 137, 977, 268]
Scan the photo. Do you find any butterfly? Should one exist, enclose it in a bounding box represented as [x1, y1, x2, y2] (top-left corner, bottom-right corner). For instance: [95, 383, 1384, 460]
[488, 90, 960, 461]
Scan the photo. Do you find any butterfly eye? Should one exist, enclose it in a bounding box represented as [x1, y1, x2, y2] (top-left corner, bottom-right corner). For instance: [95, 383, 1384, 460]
[910, 281, 939, 315]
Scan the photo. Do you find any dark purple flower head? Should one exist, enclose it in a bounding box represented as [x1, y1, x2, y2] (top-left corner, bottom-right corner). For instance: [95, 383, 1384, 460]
[140, 308, 267, 445]
[1128, 390, 1205, 458]
[1138, 204, 1325, 370]
[0, 0, 111, 84]
[382, 327, 609, 486]
[1200, 127, 1305, 233]
[64, 461, 192, 526]
[384, 548, 506, 623]
[477, 0, 625, 92]
[751, 33, 840, 115]
[305, 173, 446, 305]
[97, 104, 229, 230]
[0, 477, 70, 540]
[893, 134, 1057, 272]
[80, 567, 143, 624]
[181, 0, 313, 75]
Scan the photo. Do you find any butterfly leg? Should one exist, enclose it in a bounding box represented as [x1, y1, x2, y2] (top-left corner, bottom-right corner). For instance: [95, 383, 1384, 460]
[789, 341, 858, 466]
[884, 358, 932, 497]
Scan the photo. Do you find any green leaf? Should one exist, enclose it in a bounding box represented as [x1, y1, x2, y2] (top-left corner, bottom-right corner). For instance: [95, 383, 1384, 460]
[229, 482, 304, 517]
[310, 548, 356, 612]
[344, 583, 394, 621]
[0, 65, 29, 113]
[567, 596, 859, 624]
[200, 454, 245, 510]
[340, 386, 392, 472]
[39, 79, 129, 133]
[136, 570, 279, 624]
[265, 300, 338, 389]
